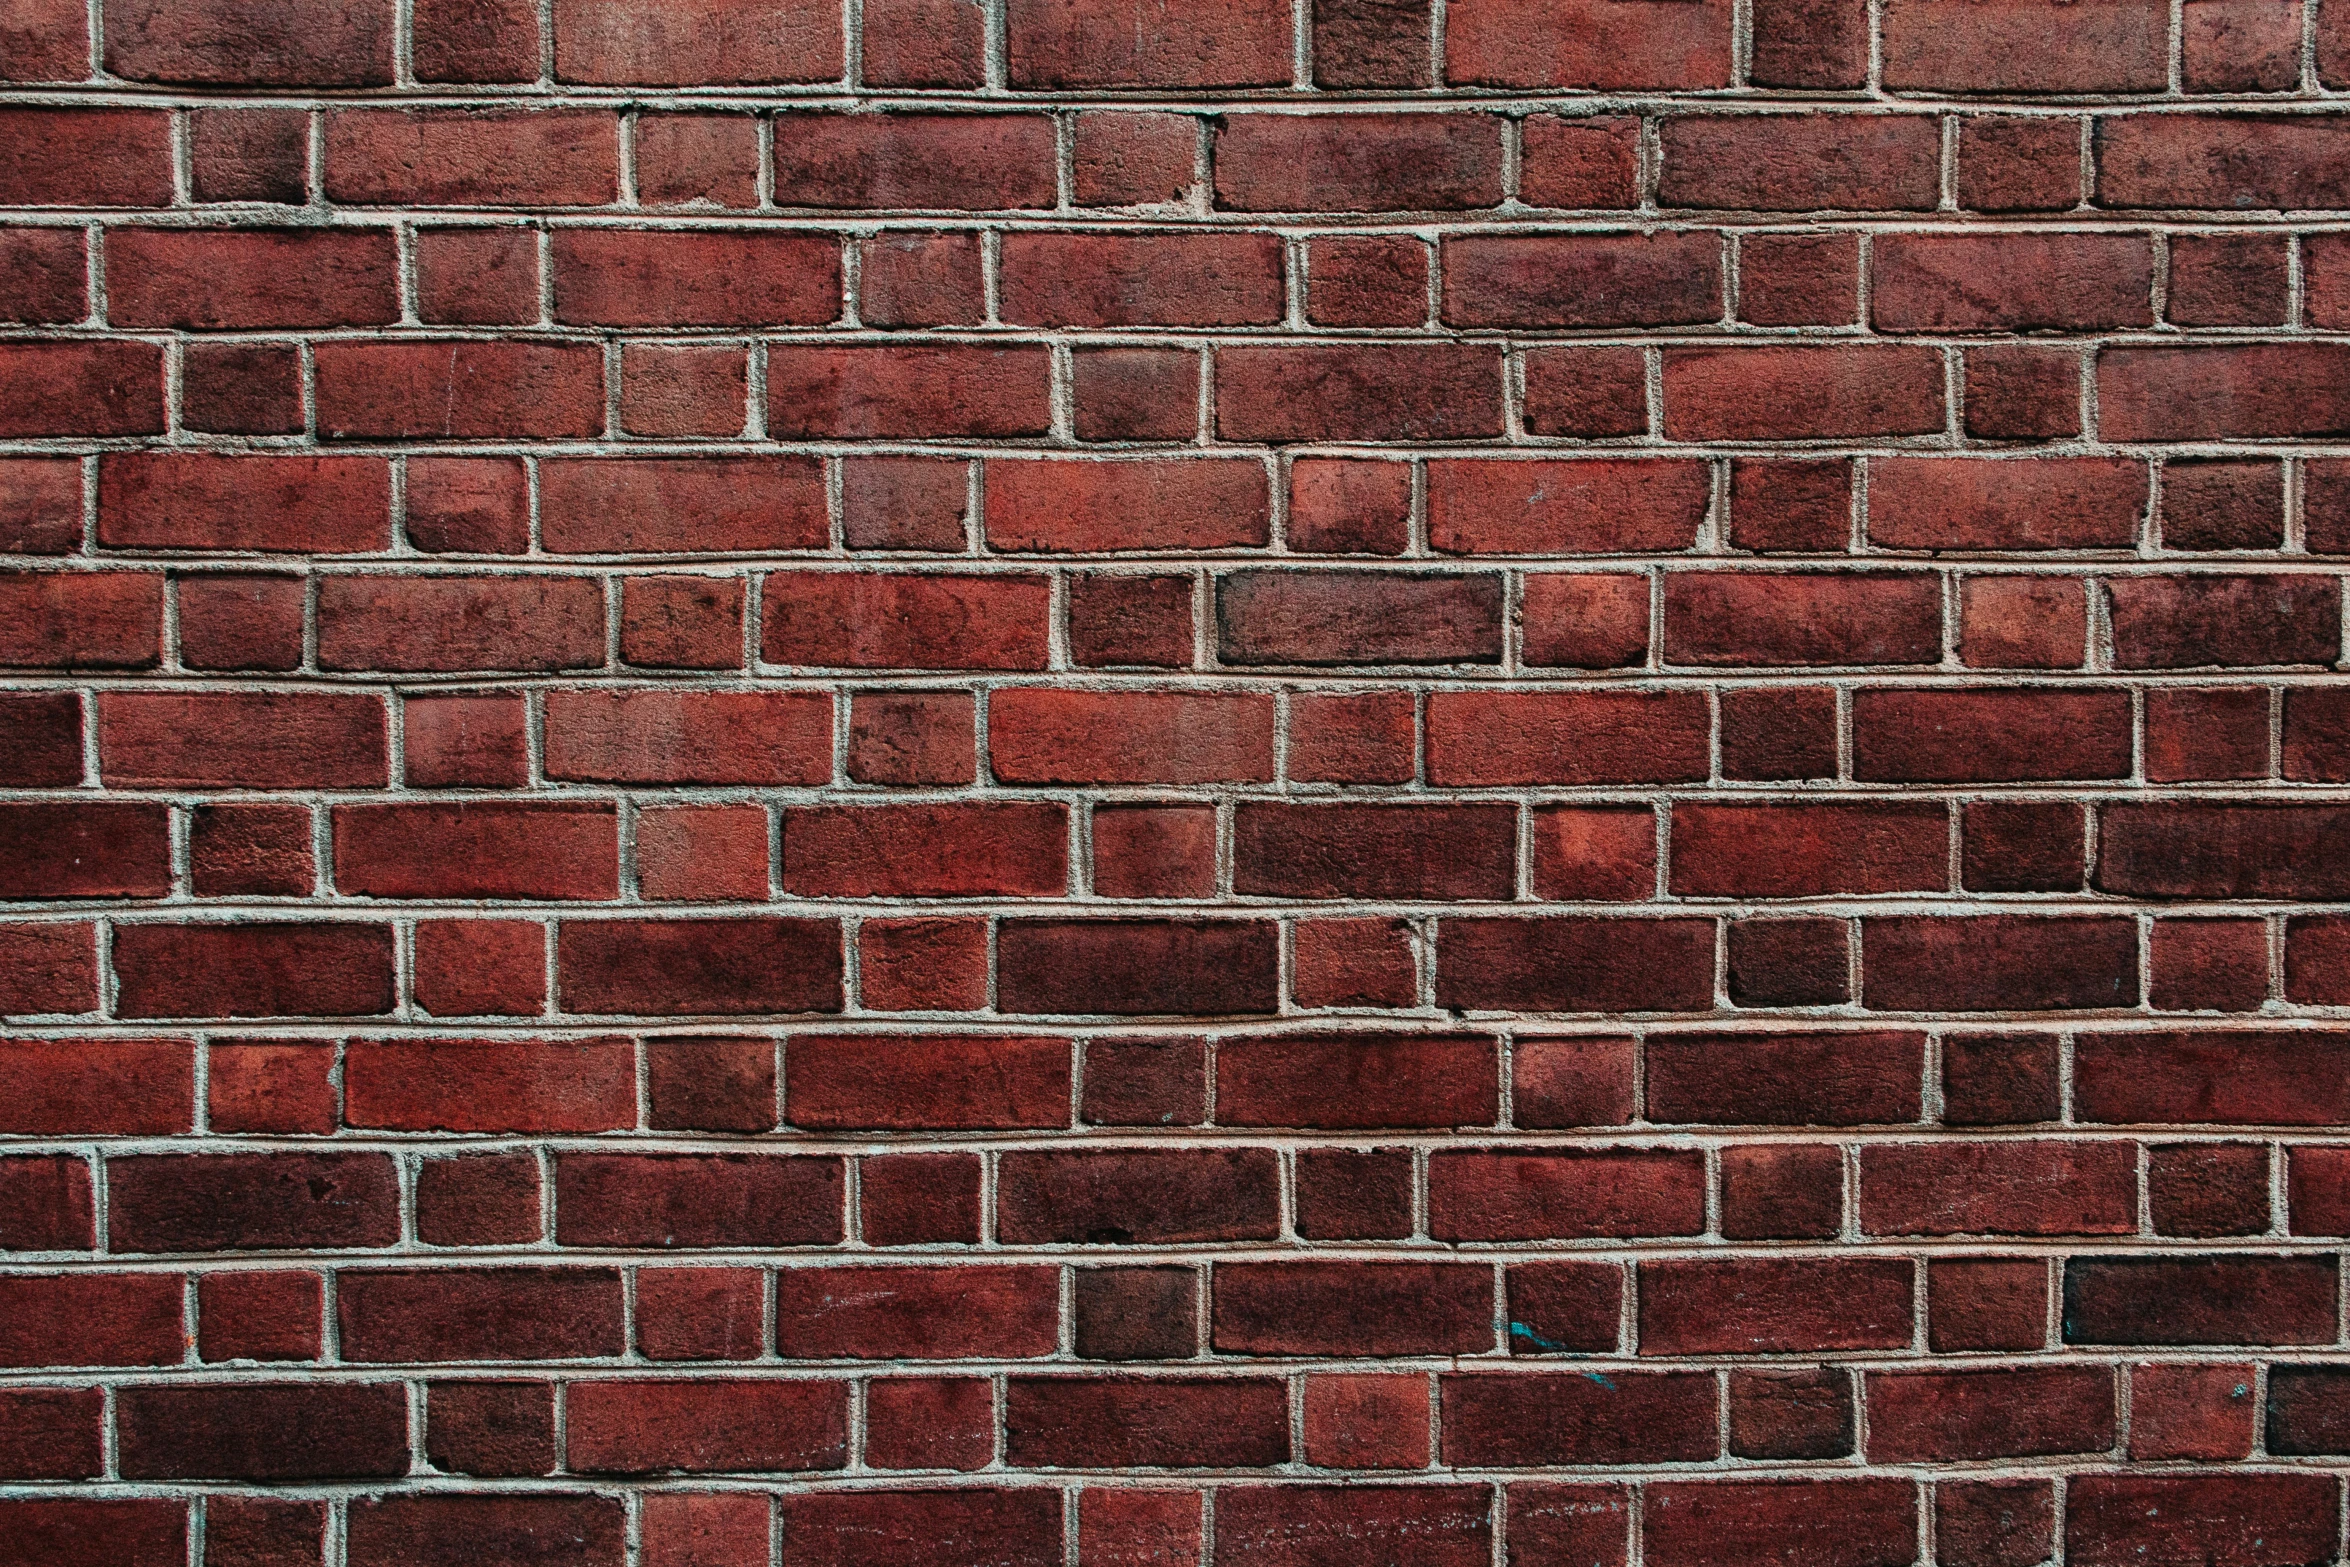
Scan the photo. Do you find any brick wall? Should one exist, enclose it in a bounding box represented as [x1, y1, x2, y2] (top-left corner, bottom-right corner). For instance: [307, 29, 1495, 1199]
[6, 0, 2350, 1562]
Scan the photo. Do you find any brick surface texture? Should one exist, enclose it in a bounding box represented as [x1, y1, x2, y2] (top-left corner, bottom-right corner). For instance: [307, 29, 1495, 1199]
[11, 0, 2350, 1563]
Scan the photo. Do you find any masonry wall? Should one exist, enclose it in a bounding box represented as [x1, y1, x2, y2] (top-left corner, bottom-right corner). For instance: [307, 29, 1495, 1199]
[8, 0, 2350, 1562]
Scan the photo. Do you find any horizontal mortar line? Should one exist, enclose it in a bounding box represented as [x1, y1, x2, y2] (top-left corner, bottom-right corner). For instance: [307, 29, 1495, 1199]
[25, 212, 2350, 234]
[24, 893, 2350, 913]
[18, 323, 2350, 345]
[9, 1016, 2350, 1038]
[4, 1461, 2337, 1497]
[13, 669, 2350, 688]
[9, 86, 2350, 111]
[18, 786, 2350, 803]
[4, 1132, 2350, 1160]
[0, 1349, 2328, 1375]
[4, 1236, 2345, 1266]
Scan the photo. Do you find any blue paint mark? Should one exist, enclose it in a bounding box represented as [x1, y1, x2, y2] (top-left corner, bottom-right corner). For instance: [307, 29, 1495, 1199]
[1508, 1322, 1617, 1387]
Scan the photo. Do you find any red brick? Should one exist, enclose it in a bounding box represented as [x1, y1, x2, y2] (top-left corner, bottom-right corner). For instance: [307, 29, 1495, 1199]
[347, 1495, 625, 1566]
[1443, 233, 1721, 327]
[2108, 573, 2339, 668]
[1214, 1487, 1490, 1567]
[4, 1501, 186, 1567]
[1885, 0, 2165, 88]
[0, 226, 85, 323]
[101, 454, 389, 554]
[566, 1379, 846, 1473]
[1304, 1374, 1429, 1468]
[0, 1154, 94, 1251]
[1214, 113, 1502, 212]
[544, 689, 831, 784]
[405, 457, 528, 554]
[1867, 1367, 2114, 1464]
[637, 113, 759, 206]
[776, 1264, 1057, 1358]
[864, 0, 985, 85]
[2066, 1476, 2339, 1567]
[637, 805, 769, 901]
[1861, 1140, 2136, 1235]
[558, 916, 843, 1015]
[1519, 115, 1641, 208]
[1646, 1030, 1923, 1125]
[1853, 687, 2132, 782]
[2101, 343, 2350, 440]
[0, 0, 87, 81]
[619, 345, 747, 437]
[988, 458, 1268, 552]
[1002, 232, 1283, 327]
[1871, 457, 2145, 550]
[769, 344, 1052, 438]
[416, 228, 541, 324]
[346, 1037, 633, 1133]
[1522, 346, 1650, 438]
[1215, 1261, 1492, 1356]
[316, 340, 604, 440]
[0, 340, 165, 435]
[764, 572, 1050, 670]
[2063, 1255, 2337, 1345]
[1663, 344, 1946, 439]
[416, 1154, 541, 1246]
[1452, 0, 1729, 84]
[1443, 1371, 1717, 1466]
[109, 228, 397, 329]
[554, 0, 840, 83]
[1665, 571, 1939, 667]
[1308, 234, 1429, 327]
[2077, 1031, 2350, 1126]
[107, 0, 389, 83]
[1529, 805, 1655, 901]
[1214, 1031, 1496, 1129]
[1506, 1486, 1630, 1567]
[1727, 920, 1851, 1007]
[555, 228, 838, 325]
[1434, 917, 1717, 1012]
[868, 1376, 994, 1468]
[1660, 115, 1941, 211]
[1219, 343, 1504, 442]
[0, 459, 83, 555]
[1007, 0, 1287, 86]
[1639, 1258, 1915, 1352]
[114, 923, 394, 1019]
[414, 0, 539, 80]
[1295, 1148, 1412, 1240]
[861, 1152, 983, 1245]
[786, 1033, 1069, 1130]
[1428, 459, 1707, 555]
[1074, 111, 1197, 206]
[326, 109, 618, 206]
[1739, 232, 1859, 326]
[1960, 576, 2087, 669]
[780, 1490, 1061, 1567]
[1426, 690, 1709, 785]
[543, 457, 825, 554]
[773, 112, 1057, 210]
[1431, 1148, 1703, 1241]
[643, 1494, 772, 1567]
[422, 1381, 556, 1474]
[0, 1387, 103, 1480]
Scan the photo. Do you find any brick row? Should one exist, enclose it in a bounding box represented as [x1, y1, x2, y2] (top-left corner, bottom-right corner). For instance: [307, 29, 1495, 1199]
[19, 1025, 2350, 1137]
[21, 100, 2350, 211]
[4, 1255, 2346, 1370]
[20, 224, 2350, 339]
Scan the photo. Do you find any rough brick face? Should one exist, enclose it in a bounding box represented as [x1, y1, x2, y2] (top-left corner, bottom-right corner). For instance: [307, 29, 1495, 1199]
[5, 0, 2349, 1552]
